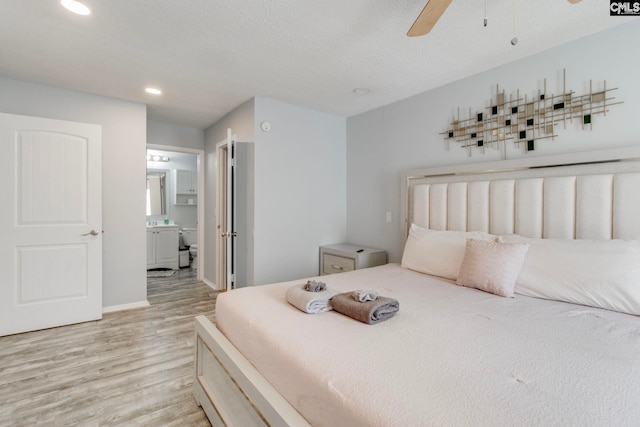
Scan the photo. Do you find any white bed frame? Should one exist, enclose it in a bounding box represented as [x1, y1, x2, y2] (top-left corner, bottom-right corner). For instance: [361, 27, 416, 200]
[194, 145, 640, 426]
[193, 315, 310, 427]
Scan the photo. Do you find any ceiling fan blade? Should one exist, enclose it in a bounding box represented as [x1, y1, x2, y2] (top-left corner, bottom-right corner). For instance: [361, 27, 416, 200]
[407, 0, 453, 37]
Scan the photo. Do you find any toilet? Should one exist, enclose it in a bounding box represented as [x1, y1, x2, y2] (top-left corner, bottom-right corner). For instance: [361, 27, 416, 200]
[181, 228, 198, 269]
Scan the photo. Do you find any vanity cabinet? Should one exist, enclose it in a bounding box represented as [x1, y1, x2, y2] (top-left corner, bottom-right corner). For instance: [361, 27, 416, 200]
[147, 226, 179, 270]
[175, 169, 197, 206]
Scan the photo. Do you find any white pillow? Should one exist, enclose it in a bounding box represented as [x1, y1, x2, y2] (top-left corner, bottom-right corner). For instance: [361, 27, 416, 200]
[456, 238, 529, 298]
[401, 224, 498, 280]
[501, 235, 640, 316]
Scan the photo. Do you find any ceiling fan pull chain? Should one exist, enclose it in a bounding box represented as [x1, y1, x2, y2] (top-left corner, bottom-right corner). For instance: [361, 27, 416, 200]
[511, 0, 518, 45]
[484, 0, 488, 27]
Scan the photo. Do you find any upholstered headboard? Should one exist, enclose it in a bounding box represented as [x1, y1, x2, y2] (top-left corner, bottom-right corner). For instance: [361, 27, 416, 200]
[401, 147, 640, 241]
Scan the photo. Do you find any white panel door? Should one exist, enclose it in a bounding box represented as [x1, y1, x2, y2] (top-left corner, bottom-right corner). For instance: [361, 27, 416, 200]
[0, 113, 102, 336]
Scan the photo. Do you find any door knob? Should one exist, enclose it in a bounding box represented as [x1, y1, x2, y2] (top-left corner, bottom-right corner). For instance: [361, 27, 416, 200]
[221, 232, 228, 237]
[82, 229, 100, 236]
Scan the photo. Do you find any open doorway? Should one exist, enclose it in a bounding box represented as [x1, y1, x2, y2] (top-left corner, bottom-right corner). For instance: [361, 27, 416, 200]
[146, 144, 205, 284]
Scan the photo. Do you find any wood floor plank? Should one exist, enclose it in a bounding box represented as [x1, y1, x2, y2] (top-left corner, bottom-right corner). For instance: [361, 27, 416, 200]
[0, 269, 217, 426]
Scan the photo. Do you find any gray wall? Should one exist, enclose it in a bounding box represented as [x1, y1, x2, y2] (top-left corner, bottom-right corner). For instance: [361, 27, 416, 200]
[0, 77, 148, 308]
[147, 120, 205, 150]
[203, 97, 347, 288]
[346, 22, 640, 264]
[253, 97, 347, 285]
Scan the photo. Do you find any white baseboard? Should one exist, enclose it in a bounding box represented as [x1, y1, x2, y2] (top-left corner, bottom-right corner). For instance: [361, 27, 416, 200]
[202, 277, 219, 291]
[103, 300, 150, 314]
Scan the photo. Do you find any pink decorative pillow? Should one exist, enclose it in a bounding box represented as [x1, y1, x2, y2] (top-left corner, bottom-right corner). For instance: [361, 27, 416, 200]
[456, 238, 529, 298]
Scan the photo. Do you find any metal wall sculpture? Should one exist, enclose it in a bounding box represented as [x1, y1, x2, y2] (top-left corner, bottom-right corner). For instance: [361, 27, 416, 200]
[441, 70, 622, 156]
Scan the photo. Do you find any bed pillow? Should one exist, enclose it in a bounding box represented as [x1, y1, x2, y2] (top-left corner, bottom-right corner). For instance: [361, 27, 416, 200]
[501, 235, 640, 316]
[456, 238, 529, 298]
[401, 224, 498, 280]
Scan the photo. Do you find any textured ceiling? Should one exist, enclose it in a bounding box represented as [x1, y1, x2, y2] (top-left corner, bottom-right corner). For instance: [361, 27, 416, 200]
[0, 1, 636, 129]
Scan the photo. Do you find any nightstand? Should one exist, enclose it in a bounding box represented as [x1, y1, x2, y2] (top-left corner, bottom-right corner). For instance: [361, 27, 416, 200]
[319, 244, 387, 276]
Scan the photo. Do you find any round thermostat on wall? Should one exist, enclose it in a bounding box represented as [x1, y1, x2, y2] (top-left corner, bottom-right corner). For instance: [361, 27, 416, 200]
[260, 121, 271, 132]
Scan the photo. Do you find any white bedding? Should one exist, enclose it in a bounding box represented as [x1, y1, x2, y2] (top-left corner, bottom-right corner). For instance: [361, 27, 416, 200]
[215, 264, 640, 427]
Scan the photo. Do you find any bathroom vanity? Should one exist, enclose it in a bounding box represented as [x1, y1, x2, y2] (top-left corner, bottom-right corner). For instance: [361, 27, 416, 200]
[147, 225, 179, 270]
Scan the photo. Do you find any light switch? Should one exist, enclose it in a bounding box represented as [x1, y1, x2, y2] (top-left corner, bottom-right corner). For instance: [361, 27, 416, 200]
[385, 211, 392, 223]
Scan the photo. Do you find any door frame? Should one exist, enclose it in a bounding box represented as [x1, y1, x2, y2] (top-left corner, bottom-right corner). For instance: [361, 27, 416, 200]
[215, 133, 236, 291]
[146, 144, 205, 281]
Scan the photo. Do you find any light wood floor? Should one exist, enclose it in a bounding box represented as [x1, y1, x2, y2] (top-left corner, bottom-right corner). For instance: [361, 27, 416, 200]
[0, 269, 218, 426]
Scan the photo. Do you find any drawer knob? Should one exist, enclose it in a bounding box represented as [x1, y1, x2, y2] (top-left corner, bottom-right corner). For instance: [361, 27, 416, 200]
[331, 264, 344, 270]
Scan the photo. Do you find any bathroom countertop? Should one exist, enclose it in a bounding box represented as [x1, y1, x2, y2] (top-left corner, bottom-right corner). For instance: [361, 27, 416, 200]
[146, 223, 179, 228]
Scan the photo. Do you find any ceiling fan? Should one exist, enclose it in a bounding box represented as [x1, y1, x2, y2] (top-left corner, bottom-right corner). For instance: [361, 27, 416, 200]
[407, 0, 583, 37]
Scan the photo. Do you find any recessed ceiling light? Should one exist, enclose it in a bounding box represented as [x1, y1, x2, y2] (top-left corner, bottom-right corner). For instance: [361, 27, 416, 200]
[353, 88, 370, 94]
[60, 0, 91, 16]
[145, 87, 162, 95]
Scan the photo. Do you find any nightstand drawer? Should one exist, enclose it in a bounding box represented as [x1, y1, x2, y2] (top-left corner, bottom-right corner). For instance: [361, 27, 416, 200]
[320, 243, 387, 276]
[323, 254, 355, 275]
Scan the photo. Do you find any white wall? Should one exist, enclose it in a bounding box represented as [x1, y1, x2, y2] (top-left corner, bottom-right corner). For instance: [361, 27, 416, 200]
[0, 77, 148, 308]
[253, 97, 347, 285]
[346, 21, 640, 263]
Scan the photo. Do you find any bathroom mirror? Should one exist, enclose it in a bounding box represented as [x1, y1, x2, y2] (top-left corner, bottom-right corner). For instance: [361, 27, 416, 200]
[146, 169, 168, 216]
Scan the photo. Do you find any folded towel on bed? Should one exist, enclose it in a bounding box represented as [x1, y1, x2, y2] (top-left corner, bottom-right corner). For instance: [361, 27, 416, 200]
[330, 292, 399, 324]
[286, 284, 337, 314]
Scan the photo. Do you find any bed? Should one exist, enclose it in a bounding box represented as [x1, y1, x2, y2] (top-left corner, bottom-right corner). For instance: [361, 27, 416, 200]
[194, 146, 640, 427]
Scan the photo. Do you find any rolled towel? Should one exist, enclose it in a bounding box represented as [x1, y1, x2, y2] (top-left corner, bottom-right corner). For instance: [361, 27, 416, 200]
[353, 289, 378, 302]
[286, 284, 337, 314]
[305, 280, 327, 292]
[330, 292, 399, 324]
